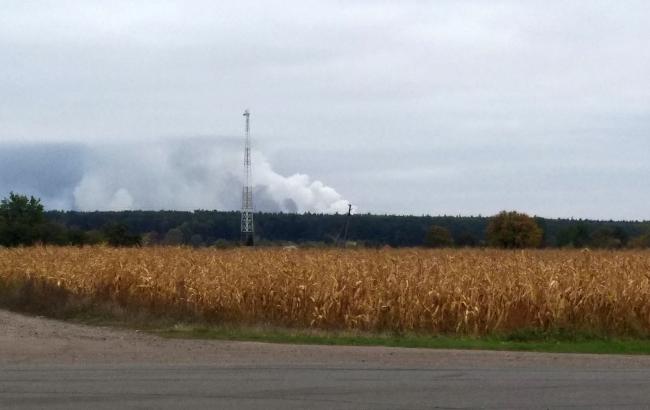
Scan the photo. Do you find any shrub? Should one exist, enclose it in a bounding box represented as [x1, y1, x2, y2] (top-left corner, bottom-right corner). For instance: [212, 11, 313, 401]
[486, 211, 543, 249]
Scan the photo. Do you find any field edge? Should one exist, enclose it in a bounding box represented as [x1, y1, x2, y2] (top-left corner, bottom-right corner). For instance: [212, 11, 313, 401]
[3, 301, 650, 355]
[150, 324, 650, 355]
[50, 308, 650, 355]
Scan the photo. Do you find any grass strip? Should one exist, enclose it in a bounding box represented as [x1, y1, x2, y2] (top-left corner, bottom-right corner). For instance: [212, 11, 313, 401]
[150, 323, 650, 355]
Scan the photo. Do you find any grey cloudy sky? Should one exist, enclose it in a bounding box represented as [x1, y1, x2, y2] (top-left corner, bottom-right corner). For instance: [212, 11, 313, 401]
[1, 1, 649, 219]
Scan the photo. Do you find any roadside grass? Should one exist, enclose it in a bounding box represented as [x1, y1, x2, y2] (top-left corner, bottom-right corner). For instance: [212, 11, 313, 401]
[151, 323, 650, 355]
[5, 301, 650, 354]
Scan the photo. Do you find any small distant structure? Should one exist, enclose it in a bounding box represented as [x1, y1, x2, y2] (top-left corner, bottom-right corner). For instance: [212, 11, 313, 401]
[336, 203, 353, 247]
[241, 110, 254, 246]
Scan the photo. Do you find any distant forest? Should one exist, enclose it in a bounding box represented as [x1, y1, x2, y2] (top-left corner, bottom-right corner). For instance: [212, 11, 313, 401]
[45, 210, 650, 248]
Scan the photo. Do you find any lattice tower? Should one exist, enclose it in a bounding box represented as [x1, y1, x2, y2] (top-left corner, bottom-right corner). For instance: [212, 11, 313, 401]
[240, 109, 254, 245]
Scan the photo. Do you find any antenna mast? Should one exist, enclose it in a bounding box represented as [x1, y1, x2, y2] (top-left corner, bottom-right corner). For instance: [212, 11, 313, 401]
[241, 109, 254, 245]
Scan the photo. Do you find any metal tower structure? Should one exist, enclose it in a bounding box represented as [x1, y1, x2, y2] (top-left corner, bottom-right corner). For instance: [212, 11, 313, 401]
[240, 110, 254, 245]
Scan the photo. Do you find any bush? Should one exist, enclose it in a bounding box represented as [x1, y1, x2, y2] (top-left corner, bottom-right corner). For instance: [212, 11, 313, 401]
[590, 227, 628, 249]
[486, 211, 543, 249]
[103, 223, 142, 247]
[424, 225, 453, 248]
[629, 233, 650, 249]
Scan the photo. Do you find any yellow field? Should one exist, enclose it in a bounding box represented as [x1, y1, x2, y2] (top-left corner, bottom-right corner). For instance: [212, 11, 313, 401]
[1, 247, 650, 336]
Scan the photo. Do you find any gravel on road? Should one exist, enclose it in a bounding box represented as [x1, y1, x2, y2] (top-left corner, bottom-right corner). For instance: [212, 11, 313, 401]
[3, 309, 650, 409]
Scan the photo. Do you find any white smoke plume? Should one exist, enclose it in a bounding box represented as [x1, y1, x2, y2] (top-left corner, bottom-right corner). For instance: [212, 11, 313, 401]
[68, 138, 349, 213]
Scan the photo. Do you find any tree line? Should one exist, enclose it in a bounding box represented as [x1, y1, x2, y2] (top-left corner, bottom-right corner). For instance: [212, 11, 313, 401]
[2, 192, 650, 249]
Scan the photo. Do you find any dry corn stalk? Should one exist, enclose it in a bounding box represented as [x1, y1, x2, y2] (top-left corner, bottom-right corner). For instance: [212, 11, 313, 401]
[1, 247, 650, 336]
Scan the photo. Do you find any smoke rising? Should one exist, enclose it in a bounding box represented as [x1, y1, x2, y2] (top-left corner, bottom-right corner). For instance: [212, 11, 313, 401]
[0, 139, 350, 213]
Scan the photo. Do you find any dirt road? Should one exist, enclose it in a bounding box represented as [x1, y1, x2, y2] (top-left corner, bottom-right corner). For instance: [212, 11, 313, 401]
[2, 309, 650, 409]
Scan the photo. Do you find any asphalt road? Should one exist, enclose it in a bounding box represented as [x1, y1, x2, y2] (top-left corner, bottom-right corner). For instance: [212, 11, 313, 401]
[2, 310, 650, 409]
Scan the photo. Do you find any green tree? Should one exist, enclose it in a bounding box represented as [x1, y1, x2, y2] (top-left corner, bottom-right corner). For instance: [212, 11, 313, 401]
[66, 228, 89, 246]
[0, 192, 45, 246]
[102, 222, 141, 247]
[37, 222, 68, 245]
[454, 231, 478, 247]
[590, 227, 629, 249]
[85, 230, 106, 245]
[190, 233, 203, 247]
[629, 232, 650, 248]
[486, 211, 543, 249]
[557, 224, 591, 248]
[162, 227, 184, 245]
[424, 225, 453, 248]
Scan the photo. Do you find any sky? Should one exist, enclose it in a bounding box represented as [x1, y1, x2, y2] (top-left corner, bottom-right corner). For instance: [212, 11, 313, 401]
[1, 1, 649, 219]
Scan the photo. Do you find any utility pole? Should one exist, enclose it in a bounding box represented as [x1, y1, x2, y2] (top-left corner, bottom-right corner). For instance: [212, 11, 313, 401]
[336, 203, 352, 247]
[241, 110, 254, 246]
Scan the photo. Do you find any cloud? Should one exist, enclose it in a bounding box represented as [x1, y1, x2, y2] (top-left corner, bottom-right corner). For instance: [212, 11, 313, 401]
[0, 139, 350, 213]
[1, 1, 649, 219]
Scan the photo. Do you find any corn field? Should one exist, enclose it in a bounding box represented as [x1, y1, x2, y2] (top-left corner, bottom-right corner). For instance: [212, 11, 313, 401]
[2, 247, 650, 336]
